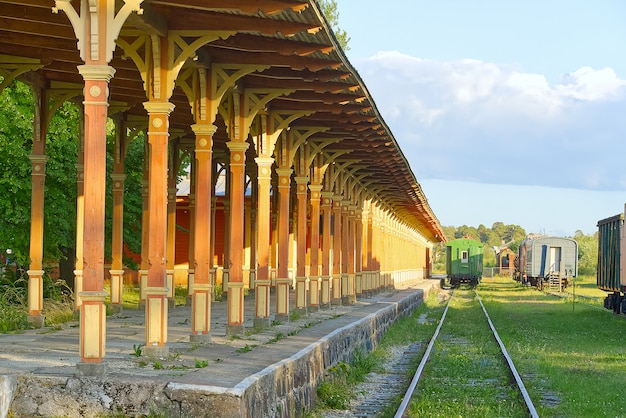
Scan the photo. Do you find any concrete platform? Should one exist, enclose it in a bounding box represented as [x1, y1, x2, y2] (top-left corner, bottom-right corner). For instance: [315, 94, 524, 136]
[1, 279, 439, 418]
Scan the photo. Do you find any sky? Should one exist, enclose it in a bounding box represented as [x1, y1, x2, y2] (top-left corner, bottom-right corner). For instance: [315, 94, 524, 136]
[335, 0, 626, 236]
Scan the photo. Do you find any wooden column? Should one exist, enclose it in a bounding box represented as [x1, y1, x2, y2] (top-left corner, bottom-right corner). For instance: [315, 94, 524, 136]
[77, 64, 116, 367]
[166, 145, 178, 307]
[190, 123, 216, 343]
[275, 168, 292, 319]
[74, 113, 84, 310]
[354, 204, 363, 297]
[226, 140, 249, 335]
[341, 202, 350, 305]
[254, 157, 274, 328]
[308, 185, 322, 310]
[294, 176, 308, 312]
[142, 100, 175, 358]
[26, 86, 48, 328]
[331, 196, 342, 305]
[347, 205, 357, 303]
[186, 161, 196, 304]
[320, 191, 333, 307]
[109, 117, 126, 312]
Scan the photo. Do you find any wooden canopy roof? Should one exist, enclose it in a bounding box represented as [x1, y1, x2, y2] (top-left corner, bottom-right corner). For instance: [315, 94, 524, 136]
[0, 0, 445, 242]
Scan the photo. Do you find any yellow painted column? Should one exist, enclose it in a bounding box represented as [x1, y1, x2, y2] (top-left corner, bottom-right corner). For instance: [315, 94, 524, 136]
[254, 157, 274, 328]
[354, 207, 363, 298]
[275, 168, 292, 320]
[186, 168, 196, 304]
[190, 123, 216, 343]
[142, 100, 175, 358]
[294, 176, 309, 312]
[226, 140, 249, 335]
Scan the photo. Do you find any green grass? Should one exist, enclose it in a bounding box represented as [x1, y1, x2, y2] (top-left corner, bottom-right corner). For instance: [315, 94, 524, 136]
[409, 287, 528, 417]
[477, 277, 626, 417]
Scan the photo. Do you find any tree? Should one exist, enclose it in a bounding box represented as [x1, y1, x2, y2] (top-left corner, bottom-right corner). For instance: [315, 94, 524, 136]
[318, 0, 350, 51]
[574, 230, 598, 276]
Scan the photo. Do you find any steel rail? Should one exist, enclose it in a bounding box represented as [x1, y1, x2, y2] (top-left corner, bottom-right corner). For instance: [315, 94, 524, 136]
[395, 289, 539, 418]
[394, 290, 454, 418]
[476, 291, 539, 418]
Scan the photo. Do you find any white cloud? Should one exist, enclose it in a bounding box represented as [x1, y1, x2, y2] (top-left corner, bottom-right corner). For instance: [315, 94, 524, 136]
[557, 67, 626, 101]
[354, 51, 626, 191]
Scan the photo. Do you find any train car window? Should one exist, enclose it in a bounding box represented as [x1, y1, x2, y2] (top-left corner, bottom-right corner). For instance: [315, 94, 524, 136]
[461, 250, 468, 263]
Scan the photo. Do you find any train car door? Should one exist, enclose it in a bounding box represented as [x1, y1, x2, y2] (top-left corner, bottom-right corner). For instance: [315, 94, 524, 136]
[549, 247, 562, 273]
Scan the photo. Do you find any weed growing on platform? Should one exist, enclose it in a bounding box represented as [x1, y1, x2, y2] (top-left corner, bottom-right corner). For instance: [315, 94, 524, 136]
[131, 344, 143, 357]
[266, 332, 285, 344]
[236, 344, 257, 353]
[194, 358, 208, 368]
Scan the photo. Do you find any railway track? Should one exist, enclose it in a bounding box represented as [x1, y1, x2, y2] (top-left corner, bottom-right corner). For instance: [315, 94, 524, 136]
[394, 288, 538, 418]
[320, 287, 539, 418]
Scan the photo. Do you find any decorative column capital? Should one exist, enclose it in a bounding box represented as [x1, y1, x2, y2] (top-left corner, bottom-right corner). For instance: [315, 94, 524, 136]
[77, 65, 116, 82]
[191, 123, 218, 137]
[143, 101, 175, 115]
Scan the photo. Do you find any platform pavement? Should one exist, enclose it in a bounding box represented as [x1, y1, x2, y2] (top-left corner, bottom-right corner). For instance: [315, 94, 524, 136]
[1, 278, 439, 417]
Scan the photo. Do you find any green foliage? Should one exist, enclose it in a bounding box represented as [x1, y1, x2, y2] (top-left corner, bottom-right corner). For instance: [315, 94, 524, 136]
[318, 0, 350, 51]
[574, 230, 598, 276]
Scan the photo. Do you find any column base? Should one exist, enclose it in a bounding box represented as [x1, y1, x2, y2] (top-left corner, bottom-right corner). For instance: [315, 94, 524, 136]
[190, 333, 211, 344]
[226, 324, 244, 336]
[253, 317, 271, 329]
[76, 362, 107, 377]
[349, 294, 357, 303]
[292, 307, 308, 318]
[143, 345, 169, 359]
[331, 298, 342, 306]
[28, 314, 45, 328]
[341, 296, 351, 306]
[274, 314, 289, 323]
[168, 298, 176, 309]
[308, 305, 320, 313]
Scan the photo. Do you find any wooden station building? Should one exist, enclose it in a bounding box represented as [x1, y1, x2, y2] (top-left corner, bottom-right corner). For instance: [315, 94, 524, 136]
[0, 0, 445, 374]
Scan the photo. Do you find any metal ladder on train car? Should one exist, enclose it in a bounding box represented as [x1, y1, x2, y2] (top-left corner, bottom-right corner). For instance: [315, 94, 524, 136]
[546, 272, 562, 291]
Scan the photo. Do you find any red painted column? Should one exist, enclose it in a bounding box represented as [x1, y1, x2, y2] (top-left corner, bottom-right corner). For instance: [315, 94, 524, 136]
[109, 118, 126, 312]
[320, 191, 333, 307]
[26, 87, 48, 327]
[355, 208, 364, 297]
[275, 168, 292, 319]
[341, 202, 350, 304]
[308, 185, 323, 310]
[294, 176, 309, 311]
[190, 124, 216, 343]
[347, 205, 357, 303]
[331, 196, 342, 305]
[254, 157, 274, 327]
[142, 100, 175, 358]
[77, 64, 116, 365]
[226, 140, 249, 335]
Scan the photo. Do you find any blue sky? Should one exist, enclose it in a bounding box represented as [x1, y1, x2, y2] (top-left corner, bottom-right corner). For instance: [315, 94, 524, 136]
[335, 0, 626, 236]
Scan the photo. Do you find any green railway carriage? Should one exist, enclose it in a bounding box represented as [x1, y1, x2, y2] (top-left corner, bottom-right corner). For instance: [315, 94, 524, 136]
[446, 238, 484, 287]
[597, 213, 625, 313]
